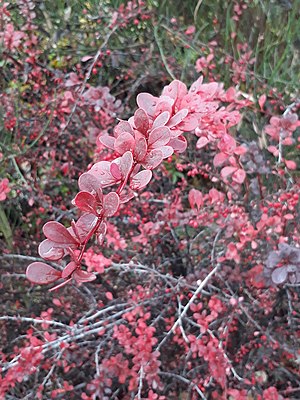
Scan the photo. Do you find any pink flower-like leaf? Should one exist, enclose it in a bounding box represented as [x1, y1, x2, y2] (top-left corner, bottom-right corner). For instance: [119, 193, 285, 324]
[103, 192, 120, 217]
[73, 269, 96, 283]
[43, 221, 79, 245]
[62, 261, 78, 279]
[148, 126, 170, 148]
[26, 262, 61, 285]
[142, 149, 164, 169]
[115, 132, 135, 155]
[136, 93, 157, 117]
[73, 191, 99, 215]
[38, 239, 65, 260]
[130, 169, 152, 190]
[134, 109, 149, 133]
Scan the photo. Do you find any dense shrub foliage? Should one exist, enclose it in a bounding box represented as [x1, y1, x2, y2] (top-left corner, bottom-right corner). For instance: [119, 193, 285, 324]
[0, 1, 300, 399]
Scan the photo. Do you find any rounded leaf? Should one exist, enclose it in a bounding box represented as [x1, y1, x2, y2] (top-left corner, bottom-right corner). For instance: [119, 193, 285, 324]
[134, 109, 149, 133]
[142, 149, 163, 170]
[136, 93, 157, 117]
[115, 132, 135, 155]
[73, 191, 99, 215]
[62, 261, 78, 279]
[103, 192, 120, 217]
[73, 269, 96, 283]
[43, 221, 78, 245]
[78, 173, 102, 193]
[38, 239, 64, 260]
[148, 126, 171, 148]
[26, 262, 61, 285]
[130, 169, 152, 190]
[272, 267, 288, 285]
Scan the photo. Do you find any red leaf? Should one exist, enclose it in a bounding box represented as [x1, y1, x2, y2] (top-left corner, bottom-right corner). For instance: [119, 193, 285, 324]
[78, 173, 102, 193]
[130, 170, 152, 190]
[136, 93, 157, 117]
[134, 109, 149, 133]
[90, 161, 116, 188]
[26, 262, 61, 284]
[114, 132, 135, 155]
[43, 221, 78, 245]
[62, 262, 78, 279]
[103, 192, 120, 217]
[38, 239, 65, 260]
[73, 269, 96, 283]
[75, 213, 98, 242]
[73, 191, 99, 215]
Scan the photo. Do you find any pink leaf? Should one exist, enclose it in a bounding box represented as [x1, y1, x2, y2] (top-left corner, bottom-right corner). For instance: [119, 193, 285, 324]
[43, 221, 78, 245]
[213, 152, 228, 167]
[130, 170, 152, 190]
[160, 145, 174, 158]
[134, 109, 149, 133]
[148, 126, 171, 148]
[177, 115, 198, 131]
[258, 94, 266, 111]
[188, 76, 204, 94]
[110, 163, 122, 180]
[152, 111, 170, 129]
[168, 136, 187, 153]
[38, 239, 65, 260]
[90, 161, 116, 188]
[134, 137, 148, 162]
[81, 55, 94, 62]
[97, 221, 107, 245]
[188, 189, 203, 211]
[73, 269, 96, 283]
[232, 169, 246, 184]
[73, 191, 99, 215]
[119, 188, 135, 203]
[62, 262, 78, 279]
[114, 132, 135, 155]
[114, 121, 133, 137]
[119, 151, 134, 180]
[136, 93, 157, 117]
[196, 136, 209, 149]
[167, 109, 188, 128]
[99, 134, 115, 150]
[103, 192, 120, 217]
[285, 159, 297, 170]
[26, 262, 61, 284]
[142, 149, 163, 169]
[220, 166, 237, 179]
